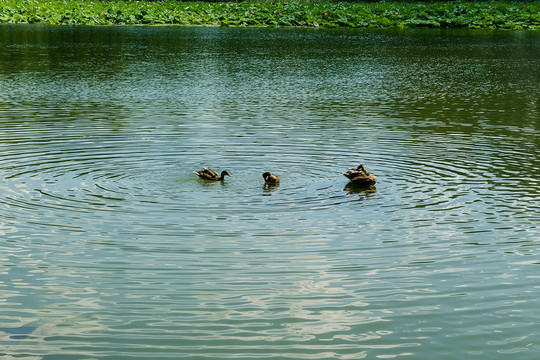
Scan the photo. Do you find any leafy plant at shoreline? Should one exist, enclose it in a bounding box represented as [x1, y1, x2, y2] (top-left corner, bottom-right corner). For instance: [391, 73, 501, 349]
[0, 0, 538, 29]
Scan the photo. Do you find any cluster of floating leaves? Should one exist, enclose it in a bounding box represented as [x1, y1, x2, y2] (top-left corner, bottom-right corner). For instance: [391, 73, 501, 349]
[0, 0, 538, 29]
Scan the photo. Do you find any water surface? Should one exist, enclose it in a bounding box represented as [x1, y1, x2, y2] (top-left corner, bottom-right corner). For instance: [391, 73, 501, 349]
[0, 25, 539, 359]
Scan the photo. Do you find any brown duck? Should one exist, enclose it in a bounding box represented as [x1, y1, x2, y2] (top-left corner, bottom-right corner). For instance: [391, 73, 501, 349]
[194, 167, 232, 181]
[343, 163, 377, 185]
[262, 172, 280, 185]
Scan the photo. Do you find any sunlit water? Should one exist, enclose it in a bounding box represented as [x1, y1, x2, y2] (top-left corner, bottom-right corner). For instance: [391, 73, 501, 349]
[0, 25, 539, 359]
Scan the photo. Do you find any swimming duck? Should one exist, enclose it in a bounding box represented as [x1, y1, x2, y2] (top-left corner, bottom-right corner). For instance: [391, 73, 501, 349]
[194, 167, 232, 181]
[343, 163, 377, 185]
[262, 172, 280, 185]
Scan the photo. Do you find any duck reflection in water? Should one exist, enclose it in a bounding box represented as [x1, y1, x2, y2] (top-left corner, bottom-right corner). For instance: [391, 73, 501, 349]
[344, 182, 377, 196]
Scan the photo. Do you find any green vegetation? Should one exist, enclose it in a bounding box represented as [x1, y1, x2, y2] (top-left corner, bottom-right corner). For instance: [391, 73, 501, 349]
[0, 0, 538, 29]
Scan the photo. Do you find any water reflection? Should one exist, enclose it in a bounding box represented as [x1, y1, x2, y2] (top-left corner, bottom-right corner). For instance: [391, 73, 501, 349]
[0, 25, 539, 360]
[263, 183, 280, 192]
[343, 183, 377, 196]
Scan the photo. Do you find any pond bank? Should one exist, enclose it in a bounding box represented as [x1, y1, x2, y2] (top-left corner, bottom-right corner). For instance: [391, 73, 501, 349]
[1, 0, 539, 29]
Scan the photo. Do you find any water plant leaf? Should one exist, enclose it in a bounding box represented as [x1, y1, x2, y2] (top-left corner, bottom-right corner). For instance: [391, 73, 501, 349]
[0, 0, 538, 29]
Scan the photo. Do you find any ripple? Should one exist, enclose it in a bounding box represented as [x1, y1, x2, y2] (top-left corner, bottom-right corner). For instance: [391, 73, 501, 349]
[1, 113, 537, 233]
[1, 25, 540, 360]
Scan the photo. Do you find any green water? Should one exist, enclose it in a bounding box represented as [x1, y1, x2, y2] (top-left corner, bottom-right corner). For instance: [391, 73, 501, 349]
[0, 25, 539, 359]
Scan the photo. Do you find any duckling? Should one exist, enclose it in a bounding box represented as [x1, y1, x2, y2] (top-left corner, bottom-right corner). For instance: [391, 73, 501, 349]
[262, 171, 280, 185]
[343, 163, 377, 185]
[194, 167, 232, 181]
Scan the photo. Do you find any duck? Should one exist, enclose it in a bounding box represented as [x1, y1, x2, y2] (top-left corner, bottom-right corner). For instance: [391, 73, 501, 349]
[262, 171, 280, 185]
[343, 163, 377, 186]
[194, 167, 232, 181]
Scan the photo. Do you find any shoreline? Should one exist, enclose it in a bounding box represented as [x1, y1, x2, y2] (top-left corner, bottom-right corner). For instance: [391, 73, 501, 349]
[1, 1, 538, 29]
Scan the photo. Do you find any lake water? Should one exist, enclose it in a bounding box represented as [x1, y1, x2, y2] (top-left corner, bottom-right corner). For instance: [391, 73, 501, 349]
[0, 24, 539, 359]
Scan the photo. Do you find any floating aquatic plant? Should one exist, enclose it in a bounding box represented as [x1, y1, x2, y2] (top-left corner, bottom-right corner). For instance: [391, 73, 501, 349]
[0, 0, 538, 29]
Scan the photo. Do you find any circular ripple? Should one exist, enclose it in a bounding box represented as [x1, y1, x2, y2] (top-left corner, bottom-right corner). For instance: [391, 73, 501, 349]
[1, 26, 539, 360]
[2, 113, 537, 237]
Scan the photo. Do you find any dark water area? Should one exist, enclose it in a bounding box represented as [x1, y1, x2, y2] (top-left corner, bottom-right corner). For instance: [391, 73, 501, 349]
[0, 24, 539, 359]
